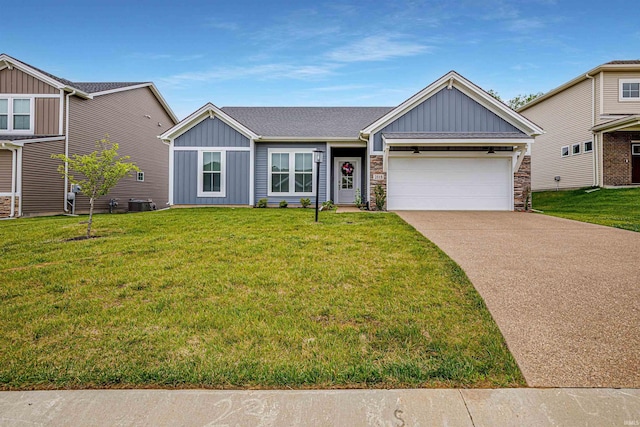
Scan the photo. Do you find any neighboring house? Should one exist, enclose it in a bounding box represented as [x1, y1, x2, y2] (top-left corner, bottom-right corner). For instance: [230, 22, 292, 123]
[0, 53, 178, 218]
[518, 60, 640, 191]
[160, 71, 542, 211]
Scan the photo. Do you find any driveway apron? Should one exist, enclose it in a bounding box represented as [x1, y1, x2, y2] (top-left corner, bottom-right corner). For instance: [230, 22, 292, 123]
[396, 211, 640, 388]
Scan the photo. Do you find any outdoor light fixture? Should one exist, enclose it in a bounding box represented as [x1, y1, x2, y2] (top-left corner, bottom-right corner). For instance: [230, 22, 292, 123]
[313, 150, 324, 222]
[487, 147, 495, 154]
[412, 146, 420, 154]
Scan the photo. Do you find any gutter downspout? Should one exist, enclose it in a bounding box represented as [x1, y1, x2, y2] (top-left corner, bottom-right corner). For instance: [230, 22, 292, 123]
[63, 90, 76, 212]
[2, 144, 17, 218]
[585, 73, 597, 187]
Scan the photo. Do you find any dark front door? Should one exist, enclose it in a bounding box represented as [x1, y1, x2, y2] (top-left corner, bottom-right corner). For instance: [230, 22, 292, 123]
[633, 144, 640, 184]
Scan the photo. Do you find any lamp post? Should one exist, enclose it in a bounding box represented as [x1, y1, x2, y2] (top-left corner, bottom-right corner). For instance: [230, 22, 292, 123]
[313, 149, 324, 222]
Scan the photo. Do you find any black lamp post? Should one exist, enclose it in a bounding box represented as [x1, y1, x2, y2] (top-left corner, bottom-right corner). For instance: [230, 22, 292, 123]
[313, 149, 324, 222]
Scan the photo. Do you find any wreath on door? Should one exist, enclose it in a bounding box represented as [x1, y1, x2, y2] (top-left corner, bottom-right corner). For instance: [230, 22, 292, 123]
[341, 162, 354, 176]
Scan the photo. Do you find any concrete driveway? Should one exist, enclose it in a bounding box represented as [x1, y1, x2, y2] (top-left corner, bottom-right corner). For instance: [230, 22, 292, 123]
[396, 211, 640, 388]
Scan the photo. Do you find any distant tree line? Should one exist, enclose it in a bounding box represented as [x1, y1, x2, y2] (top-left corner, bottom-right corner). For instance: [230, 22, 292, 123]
[486, 90, 544, 110]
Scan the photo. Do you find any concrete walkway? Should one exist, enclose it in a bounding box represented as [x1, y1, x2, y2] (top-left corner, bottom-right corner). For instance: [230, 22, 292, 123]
[1, 388, 639, 426]
[396, 211, 640, 388]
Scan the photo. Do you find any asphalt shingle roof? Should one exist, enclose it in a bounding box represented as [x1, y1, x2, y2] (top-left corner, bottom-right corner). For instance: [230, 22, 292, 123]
[221, 106, 393, 138]
[71, 82, 147, 93]
[1, 53, 146, 94]
[605, 60, 640, 65]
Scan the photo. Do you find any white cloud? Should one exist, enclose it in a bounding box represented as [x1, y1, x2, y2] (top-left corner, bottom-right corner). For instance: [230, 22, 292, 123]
[326, 35, 430, 63]
[159, 62, 339, 87]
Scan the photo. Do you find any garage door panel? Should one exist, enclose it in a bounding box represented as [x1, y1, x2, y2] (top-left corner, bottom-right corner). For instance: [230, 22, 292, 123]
[387, 157, 512, 211]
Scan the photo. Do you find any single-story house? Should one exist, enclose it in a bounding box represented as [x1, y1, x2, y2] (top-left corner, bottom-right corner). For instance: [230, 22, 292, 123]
[159, 71, 543, 211]
[0, 53, 178, 218]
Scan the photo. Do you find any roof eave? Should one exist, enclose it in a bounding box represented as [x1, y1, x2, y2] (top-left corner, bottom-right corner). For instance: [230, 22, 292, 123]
[519, 62, 640, 112]
[592, 115, 640, 132]
[159, 103, 259, 142]
[361, 70, 544, 138]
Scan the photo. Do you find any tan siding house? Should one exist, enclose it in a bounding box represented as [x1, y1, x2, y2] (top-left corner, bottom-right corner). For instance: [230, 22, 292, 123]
[0, 53, 177, 218]
[519, 60, 640, 191]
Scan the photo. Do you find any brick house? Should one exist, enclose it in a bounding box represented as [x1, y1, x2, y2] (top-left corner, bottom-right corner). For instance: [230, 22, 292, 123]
[0, 53, 178, 218]
[518, 60, 640, 190]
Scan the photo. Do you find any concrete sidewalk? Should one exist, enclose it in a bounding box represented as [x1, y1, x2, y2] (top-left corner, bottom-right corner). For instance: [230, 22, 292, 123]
[1, 388, 639, 426]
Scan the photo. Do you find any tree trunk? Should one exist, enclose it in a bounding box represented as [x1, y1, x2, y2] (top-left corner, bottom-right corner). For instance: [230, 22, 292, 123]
[87, 197, 94, 238]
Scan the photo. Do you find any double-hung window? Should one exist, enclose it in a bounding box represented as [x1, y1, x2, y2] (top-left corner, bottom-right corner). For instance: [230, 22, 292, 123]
[197, 151, 225, 197]
[0, 97, 32, 133]
[620, 79, 640, 101]
[268, 149, 314, 196]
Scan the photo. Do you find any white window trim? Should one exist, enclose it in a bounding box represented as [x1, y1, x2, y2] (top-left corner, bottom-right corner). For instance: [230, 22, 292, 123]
[267, 147, 316, 197]
[619, 79, 640, 102]
[561, 145, 570, 157]
[197, 149, 226, 198]
[571, 143, 581, 155]
[0, 97, 34, 134]
[584, 141, 593, 153]
[632, 143, 640, 156]
[136, 171, 145, 182]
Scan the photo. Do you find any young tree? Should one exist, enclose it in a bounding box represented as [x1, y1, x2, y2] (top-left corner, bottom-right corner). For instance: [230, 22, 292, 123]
[52, 136, 139, 238]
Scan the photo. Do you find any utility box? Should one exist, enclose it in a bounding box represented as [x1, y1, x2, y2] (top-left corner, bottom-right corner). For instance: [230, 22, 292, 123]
[128, 199, 155, 212]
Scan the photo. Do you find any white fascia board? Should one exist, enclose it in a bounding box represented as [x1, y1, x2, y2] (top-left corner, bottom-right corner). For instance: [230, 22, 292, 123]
[91, 83, 178, 124]
[383, 138, 533, 146]
[0, 54, 66, 90]
[256, 136, 361, 142]
[159, 103, 259, 142]
[9, 136, 64, 144]
[0, 141, 24, 148]
[361, 70, 544, 138]
[592, 115, 640, 132]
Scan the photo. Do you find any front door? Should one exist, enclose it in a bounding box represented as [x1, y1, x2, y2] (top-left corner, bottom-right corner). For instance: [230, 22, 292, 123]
[632, 144, 640, 184]
[334, 158, 360, 205]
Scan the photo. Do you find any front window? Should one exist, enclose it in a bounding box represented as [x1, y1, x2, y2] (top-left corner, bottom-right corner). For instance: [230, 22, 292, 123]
[197, 151, 225, 197]
[620, 80, 640, 101]
[269, 149, 314, 196]
[0, 97, 32, 132]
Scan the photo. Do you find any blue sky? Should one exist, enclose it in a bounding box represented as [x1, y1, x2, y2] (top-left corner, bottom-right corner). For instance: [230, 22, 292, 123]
[3, 0, 638, 119]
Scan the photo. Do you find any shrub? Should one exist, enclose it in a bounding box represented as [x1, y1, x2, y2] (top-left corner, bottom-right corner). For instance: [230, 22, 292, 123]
[321, 200, 335, 211]
[354, 188, 362, 208]
[279, 200, 288, 208]
[300, 198, 311, 208]
[257, 198, 268, 208]
[374, 185, 386, 211]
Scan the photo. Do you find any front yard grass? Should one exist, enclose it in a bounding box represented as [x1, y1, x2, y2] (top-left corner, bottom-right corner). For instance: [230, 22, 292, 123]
[0, 208, 523, 390]
[534, 187, 640, 232]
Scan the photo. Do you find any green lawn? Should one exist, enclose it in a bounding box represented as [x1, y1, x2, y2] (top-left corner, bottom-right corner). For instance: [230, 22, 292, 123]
[534, 187, 640, 232]
[0, 208, 523, 390]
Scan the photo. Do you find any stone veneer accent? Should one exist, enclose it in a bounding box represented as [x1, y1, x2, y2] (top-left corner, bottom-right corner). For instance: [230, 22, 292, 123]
[0, 196, 19, 218]
[369, 155, 386, 209]
[603, 132, 639, 186]
[514, 155, 531, 212]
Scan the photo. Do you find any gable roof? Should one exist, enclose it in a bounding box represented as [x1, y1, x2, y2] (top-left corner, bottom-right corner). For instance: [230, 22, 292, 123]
[361, 70, 544, 138]
[518, 60, 640, 112]
[0, 53, 177, 123]
[159, 102, 260, 141]
[221, 107, 393, 140]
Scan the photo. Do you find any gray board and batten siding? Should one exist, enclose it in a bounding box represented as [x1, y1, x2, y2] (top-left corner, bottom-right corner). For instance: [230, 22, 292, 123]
[255, 142, 327, 206]
[373, 87, 525, 151]
[174, 117, 250, 147]
[173, 117, 251, 205]
[173, 151, 250, 205]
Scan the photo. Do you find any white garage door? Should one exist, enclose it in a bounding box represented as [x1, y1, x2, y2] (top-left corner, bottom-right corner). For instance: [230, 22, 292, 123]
[387, 156, 512, 210]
